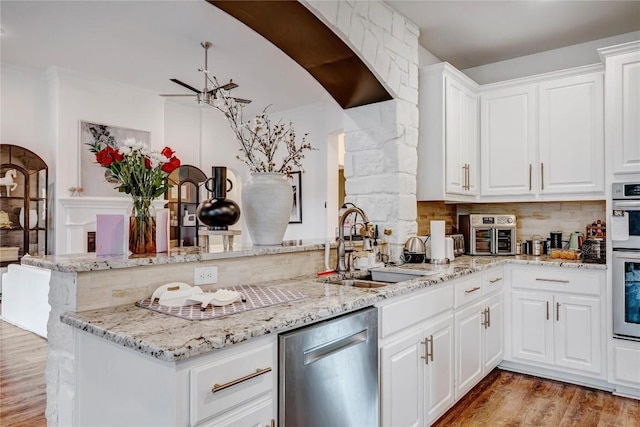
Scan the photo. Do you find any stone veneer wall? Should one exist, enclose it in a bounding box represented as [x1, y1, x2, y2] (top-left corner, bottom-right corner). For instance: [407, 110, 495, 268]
[416, 200, 607, 241]
[304, 0, 420, 260]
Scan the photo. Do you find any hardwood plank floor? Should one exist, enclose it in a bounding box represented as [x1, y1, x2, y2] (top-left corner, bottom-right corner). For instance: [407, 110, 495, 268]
[0, 318, 47, 427]
[433, 369, 640, 427]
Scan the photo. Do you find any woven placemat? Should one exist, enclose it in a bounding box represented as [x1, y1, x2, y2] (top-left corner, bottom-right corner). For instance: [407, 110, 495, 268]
[135, 285, 307, 321]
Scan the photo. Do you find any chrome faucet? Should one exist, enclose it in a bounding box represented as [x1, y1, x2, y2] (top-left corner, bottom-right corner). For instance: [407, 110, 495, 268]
[337, 206, 369, 273]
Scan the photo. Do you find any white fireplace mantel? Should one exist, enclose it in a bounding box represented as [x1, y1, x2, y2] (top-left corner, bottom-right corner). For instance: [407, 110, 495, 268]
[58, 197, 166, 254]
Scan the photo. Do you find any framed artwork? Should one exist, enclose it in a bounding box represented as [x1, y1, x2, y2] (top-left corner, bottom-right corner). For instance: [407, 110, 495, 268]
[79, 121, 151, 197]
[289, 171, 302, 224]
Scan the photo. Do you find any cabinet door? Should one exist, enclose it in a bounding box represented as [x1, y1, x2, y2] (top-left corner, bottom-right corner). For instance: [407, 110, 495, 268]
[454, 302, 483, 399]
[483, 294, 504, 372]
[463, 88, 479, 196]
[607, 49, 640, 175]
[380, 329, 425, 427]
[538, 73, 604, 194]
[445, 76, 468, 195]
[511, 290, 554, 365]
[202, 396, 274, 427]
[481, 85, 537, 196]
[554, 294, 601, 375]
[424, 314, 454, 425]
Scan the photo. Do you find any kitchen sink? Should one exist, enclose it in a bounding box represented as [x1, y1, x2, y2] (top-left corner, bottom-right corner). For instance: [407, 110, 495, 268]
[334, 278, 388, 288]
[370, 267, 440, 283]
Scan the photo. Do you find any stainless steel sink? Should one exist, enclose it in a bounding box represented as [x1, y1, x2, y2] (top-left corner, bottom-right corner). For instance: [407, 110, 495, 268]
[335, 279, 388, 288]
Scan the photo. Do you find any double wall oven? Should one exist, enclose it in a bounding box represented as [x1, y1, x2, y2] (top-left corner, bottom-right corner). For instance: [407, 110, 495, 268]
[612, 182, 640, 341]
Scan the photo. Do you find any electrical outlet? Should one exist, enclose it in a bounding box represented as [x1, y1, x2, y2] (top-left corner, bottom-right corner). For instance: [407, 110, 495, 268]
[194, 266, 218, 285]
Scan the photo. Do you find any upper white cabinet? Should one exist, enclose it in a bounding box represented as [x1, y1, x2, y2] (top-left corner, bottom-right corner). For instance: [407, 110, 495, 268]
[418, 63, 479, 201]
[480, 68, 604, 199]
[480, 85, 537, 196]
[599, 41, 640, 176]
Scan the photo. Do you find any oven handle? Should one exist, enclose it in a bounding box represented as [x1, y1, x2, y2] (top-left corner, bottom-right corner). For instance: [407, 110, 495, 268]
[615, 253, 640, 260]
[613, 201, 640, 208]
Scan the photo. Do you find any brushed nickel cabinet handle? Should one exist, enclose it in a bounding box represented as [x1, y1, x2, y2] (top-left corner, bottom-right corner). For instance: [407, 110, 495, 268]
[529, 164, 532, 191]
[541, 163, 544, 190]
[465, 164, 470, 190]
[546, 301, 550, 320]
[556, 302, 560, 322]
[465, 286, 481, 294]
[212, 367, 272, 393]
[481, 308, 488, 329]
[420, 335, 434, 364]
[487, 306, 491, 328]
[489, 277, 502, 284]
[535, 278, 570, 284]
[269, 419, 276, 427]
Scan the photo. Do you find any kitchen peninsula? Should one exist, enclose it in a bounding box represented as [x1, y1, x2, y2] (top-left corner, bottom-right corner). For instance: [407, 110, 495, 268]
[22, 242, 610, 427]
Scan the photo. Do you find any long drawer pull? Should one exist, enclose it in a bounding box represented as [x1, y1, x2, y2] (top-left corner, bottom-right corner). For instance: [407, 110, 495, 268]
[535, 278, 570, 284]
[489, 277, 503, 284]
[212, 367, 272, 393]
[465, 286, 481, 294]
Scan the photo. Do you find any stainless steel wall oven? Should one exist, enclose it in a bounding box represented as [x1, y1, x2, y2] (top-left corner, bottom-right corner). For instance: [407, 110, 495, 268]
[612, 182, 640, 340]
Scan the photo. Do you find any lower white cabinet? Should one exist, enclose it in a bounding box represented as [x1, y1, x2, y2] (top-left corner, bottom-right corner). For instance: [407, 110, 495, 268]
[609, 339, 640, 398]
[507, 266, 605, 377]
[76, 331, 277, 427]
[380, 313, 454, 427]
[455, 292, 504, 399]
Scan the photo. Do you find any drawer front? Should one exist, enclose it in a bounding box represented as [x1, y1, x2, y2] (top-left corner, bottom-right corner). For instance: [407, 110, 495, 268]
[379, 284, 453, 339]
[482, 268, 504, 296]
[454, 275, 484, 309]
[511, 267, 602, 296]
[190, 340, 275, 425]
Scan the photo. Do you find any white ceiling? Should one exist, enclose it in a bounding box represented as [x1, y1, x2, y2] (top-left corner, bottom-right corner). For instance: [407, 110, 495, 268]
[1, 0, 639, 113]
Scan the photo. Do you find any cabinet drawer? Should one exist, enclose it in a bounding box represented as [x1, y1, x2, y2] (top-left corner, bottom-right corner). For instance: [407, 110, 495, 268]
[190, 339, 275, 425]
[511, 267, 602, 296]
[379, 284, 453, 339]
[454, 275, 484, 308]
[482, 269, 504, 296]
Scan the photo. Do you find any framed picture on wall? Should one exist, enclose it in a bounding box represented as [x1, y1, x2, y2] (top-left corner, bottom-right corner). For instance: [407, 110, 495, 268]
[289, 171, 302, 224]
[79, 121, 151, 197]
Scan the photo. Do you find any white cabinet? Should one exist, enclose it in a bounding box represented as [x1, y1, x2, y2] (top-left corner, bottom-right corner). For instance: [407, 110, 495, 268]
[379, 281, 455, 427]
[507, 266, 605, 377]
[481, 68, 604, 199]
[538, 73, 604, 194]
[480, 85, 537, 196]
[418, 63, 479, 201]
[599, 41, 640, 176]
[76, 331, 277, 427]
[454, 290, 504, 400]
[609, 339, 640, 398]
[380, 313, 454, 427]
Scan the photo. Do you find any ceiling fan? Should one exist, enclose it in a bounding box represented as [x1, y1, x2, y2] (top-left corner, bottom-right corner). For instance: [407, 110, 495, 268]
[160, 41, 251, 106]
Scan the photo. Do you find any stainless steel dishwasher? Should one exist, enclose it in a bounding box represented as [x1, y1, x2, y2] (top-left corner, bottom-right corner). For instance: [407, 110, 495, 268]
[279, 307, 379, 426]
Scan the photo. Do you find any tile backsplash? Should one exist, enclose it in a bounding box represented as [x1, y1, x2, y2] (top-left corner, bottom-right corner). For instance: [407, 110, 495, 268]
[417, 200, 606, 243]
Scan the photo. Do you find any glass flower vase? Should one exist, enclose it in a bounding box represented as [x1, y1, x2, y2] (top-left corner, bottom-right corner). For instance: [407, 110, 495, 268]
[129, 197, 156, 255]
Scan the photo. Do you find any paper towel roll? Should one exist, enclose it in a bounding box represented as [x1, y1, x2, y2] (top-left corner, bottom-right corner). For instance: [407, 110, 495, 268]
[430, 220, 446, 261]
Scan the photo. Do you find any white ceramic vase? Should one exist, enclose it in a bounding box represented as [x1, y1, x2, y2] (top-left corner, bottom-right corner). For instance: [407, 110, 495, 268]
[19, 207, 38, 229]
[242, 173, 293, 245]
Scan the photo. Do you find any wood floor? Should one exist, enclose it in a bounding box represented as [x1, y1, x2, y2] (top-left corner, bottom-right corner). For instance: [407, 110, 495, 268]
[434, 369, 640, 427]
[0, 318, 47, 427]
[0, 318, 638, 427]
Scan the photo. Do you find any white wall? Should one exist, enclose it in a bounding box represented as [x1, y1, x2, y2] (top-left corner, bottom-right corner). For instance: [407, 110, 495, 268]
[464, 31, 640, 84]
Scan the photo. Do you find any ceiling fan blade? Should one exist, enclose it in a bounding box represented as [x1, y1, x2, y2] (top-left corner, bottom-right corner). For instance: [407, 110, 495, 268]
[160, 94, 196, 97]
[232, 98, 252, 104]
[170, 78, 201, 94]
[219, 81, 239, 91]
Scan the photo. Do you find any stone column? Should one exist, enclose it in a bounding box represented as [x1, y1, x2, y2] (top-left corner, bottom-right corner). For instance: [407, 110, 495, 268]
[304, 0, 420, 260]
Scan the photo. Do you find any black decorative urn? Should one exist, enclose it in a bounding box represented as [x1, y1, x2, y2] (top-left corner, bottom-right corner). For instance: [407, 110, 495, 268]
[196, 166, 240, 230]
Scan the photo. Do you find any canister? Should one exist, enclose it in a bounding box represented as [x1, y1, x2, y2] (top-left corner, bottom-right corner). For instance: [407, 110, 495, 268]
[532, 239, 542, 256]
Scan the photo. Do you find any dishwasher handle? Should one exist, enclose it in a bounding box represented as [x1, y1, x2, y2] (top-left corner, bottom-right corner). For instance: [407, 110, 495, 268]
[303, 329, 368, 365]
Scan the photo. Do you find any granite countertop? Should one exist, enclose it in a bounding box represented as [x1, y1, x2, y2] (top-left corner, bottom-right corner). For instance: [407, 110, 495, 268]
[20, 239, 334, 273]
[60, 255, 606, 363]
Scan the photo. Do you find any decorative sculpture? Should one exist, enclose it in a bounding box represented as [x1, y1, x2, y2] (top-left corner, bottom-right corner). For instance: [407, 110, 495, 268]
[0, 169, 17, 196]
